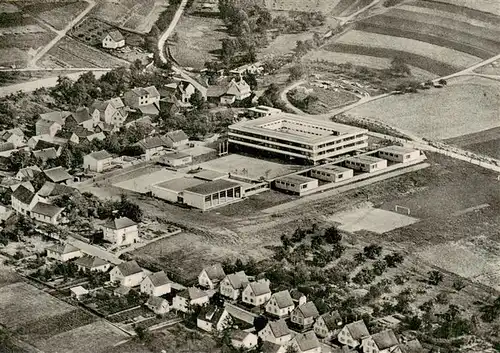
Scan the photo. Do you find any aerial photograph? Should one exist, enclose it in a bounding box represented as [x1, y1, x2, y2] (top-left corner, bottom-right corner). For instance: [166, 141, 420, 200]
[0, 0, 499, 352]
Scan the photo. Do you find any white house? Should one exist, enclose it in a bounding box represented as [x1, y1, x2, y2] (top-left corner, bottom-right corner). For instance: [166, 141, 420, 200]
[287, 331, 321, 353]
[344, 155, 387, 173]
[314, 311, 343, 338]
[172, 287, 209, 313]
[361, 330, 400, 353]
[291, 302, 319, 328]
[265, 290, 295, 318]
[165, 130, 189, 149]
[11, 185, 38, 215]
[198, 263, 226, 289]
[146, 296, 170, 315]
[338, 320, 370, 348]
[197, 305, 232, 332]
[102, 217, 139, 247]
[225, 79, 251, 101]
[30, 202, 64, 225]
[70, 286, 89, 301]
[46, 244, 82, 262]
[220, 271, 249, 300]
[109, 260, 145, 287]
[259, 320, 292, 345]
[140, 271, 172, 297]
[159, 152, 192, 167]
[83, 150, 113, 172]
[124, 86, 160, 108]
[274, 175, 318, 196]
[102, 30, 125, 49]
[290, 289, 307, 306]
[73, 255, 110, 273]
[231, 330, 258, 349]
[242, 279, 272, 306]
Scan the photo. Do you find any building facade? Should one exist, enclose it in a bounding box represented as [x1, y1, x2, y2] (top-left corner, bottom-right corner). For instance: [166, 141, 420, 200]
[183, 179, 242, 211]
[274, 175, 318, 195]
[310, 165, 354, 183]
[344, 155, 387, 173]
[377, 146, 420, 163]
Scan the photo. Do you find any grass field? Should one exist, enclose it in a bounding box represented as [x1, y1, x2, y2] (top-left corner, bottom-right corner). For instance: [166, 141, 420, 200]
[43, 36, 126, 68]
[170, 15, 228, 69]
[428, 0, 500, 16]
[347, 76, 500, 140]
[445, 127, 500, 159]
[23, 1, 88, 30]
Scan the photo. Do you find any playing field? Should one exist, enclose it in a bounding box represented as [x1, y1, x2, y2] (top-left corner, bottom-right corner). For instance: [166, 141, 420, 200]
[188, 154, 302, 180]
[347, 76, 500, 140]
[445, 127, 500, 159]
[114, 168, 182, 193]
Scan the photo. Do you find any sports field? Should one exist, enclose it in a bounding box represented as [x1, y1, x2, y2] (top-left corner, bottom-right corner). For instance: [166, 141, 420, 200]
[347, 76, 500, 140]
[114, 167, 182, 193]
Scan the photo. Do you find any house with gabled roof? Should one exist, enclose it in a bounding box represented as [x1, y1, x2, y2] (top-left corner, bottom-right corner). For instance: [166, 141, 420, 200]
[164, 130, 188, 149]
[66, 107, 96, 131]
[124, 86, 160, 109]
[91, 98, 128, 128]
[46, 243, 82, 262]
[43, 167, 73, 184]
[225, 78, 251, 101]
[287, 331, 321, 353]
[242, 279, 272, 306]
[266, 290, 295, 317]
[146, 295, 170, 315]
[259, 319, 292, 345]
[11, 184, 38, 215]
[361, 329, 400, 353]
[262, 341, 286, 353]
[33, 148, 58, 162]
[74, 255, 110, 273]
[291, 301, 320, 328]
[231, 330, 258, 349]
[102, 217, 139, 246]
[110, 260, 145, 287]
[134, 136, 169, 160]
[36, 111, 70, 137]
[15, 165, 41, 181]
[314, 311, 343, 338]
[220, 271, 249, 300]
[198, 263, 226, 289]
[141, 271, 172, 297]
[338, 320, 370, 348]
[83, 150, 113, 172]
[31, 201, 64, 225]
[102, 30, 125, 49]
[172, 287, 209, 313]
[37, 182, 76, 201]
[197, 305, 232, 332]
[0, 128, 25, 148]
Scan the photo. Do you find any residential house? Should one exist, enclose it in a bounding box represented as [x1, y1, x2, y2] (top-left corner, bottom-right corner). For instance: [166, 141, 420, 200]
[91, 98, 128, 127]
[11, 184, 38, 215]
[46, 244, 82, 262]
[0, 142, 17, 157]
[109, 260, 145, 287]
[86, 132, 107, 142]
[66, 107, 96, 131]
[43, 167, 73, 184]
[198, 263, 226, 289]
[102, 30, 125, 49]
[159, 151, 192, 167]
[36, 111, 70, 136]
[338, 320, 370, 348]
[221, 79, 251, 104]
[33, 148, 58, 162]
[231, 330, 258, 349]
[30, 201, 64, 225]
[172, 287, 209, 313]
[33, 139, 63, 156]
[146, 296, 170, 315]
[242, 279, 272, 306]
[124, 86, 160, 108]
[74, 255, 111, 273]
[140, 271, 172, 297]
[134, 136, 168, 160]
[162, 79, 197, 105]
[229, 62, 263, 77]
[220, 271, 249, 300]
[37, 182, 76, 202]
[314, 311, 343, 338]
[102, 217, 139, 246]
[15, 165, 41, 181]
[291, 302, 320, 328]
[287, 331, 321, 353]
[265, 290, 295, 318]
[0, 128, 25, 148]
[361, 330, 400, 353]
[83, 150, 113, 172]
[259, 320, 292, 345]
[164, 130, 189, 149]
[197, 305, 232, 332]
[262, 341, 286, 353]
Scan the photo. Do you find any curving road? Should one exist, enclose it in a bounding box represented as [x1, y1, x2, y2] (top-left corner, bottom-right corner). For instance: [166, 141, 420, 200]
[157, 0, 188, 64]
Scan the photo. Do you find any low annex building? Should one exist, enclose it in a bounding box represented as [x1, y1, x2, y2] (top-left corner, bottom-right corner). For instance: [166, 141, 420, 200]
[229, 112, 368, 164]
[310, 165, 354, 183]
[378, 146, 421, 163]
[274, 175, 318, 196]
[344, 155, 387, 173]
[231, 330, 258, 349]
[74, 255, 110, 272]
[30, 202, 64, 225]
[102, 217, 139, 246]
[183, 179, 242, 211]
[146, 296, 170, 315]
[150, 177, 205, 203]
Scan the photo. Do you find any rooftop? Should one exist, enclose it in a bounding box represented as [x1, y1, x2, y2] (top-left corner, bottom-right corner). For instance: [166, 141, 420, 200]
[272, 290, 294, 309]
[147, 271, 171, 287]
[11, 184, 35, 204]
[165, 129, 188, 143]
[314, 164, 352, 173]
[115, 260, 142, 276]
[184, 179, 239, 196]
[70, 286, 88, 296]
[229, 113, 366, 144]
[295, 331, 320, 352]
[378, 145, 418, 154]
[268, 320, 290, 338]
[153, 177, 205, 192]
[33, 148, 58, 161]
[74, 255, 109, 269]
[47, 243, 80, 255]
[103, 217, 137, 230]
[346, 320, 370, 340]
[178, 287, 208, 300]
[277, 174, 317, 184]
[224, 302, 257, 324]
[147, 295, 167, 309]
[202, 263, 226, 281]
[225, 271, 249, 290]
[31, 202, 63, 217]
[87, 150, 112, 161]
[371, 330, 399, 350]
[162, 151, 191, 160]
[107, 30, 124, 42]
[346, 155, 385, 164]
[37, 182, 75, 198]
[295, 301, 319, 319]
[43, 167, 72, 183]
[193, 169, 227, 181]
[248, 281, 271, 296]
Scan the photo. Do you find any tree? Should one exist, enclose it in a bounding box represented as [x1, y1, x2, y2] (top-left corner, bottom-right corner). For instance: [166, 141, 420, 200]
[117, 195, 143, 222]
[363, 244, 382, 259]
[390, 57, 411, 76]
[324, 226, 342, 244]
[253, 315, 268, 332]
[288, 65, 304, 81]
[189, 90, 205, 109]
[428, 270, 443, 285]
[133, 325, 151, 342]
[372, 260, 387, 276]
[286, 344, 299, 353]
[221, 38, 237, 65]
[9, 150, 38, 170]
[384, 252, 404, 267]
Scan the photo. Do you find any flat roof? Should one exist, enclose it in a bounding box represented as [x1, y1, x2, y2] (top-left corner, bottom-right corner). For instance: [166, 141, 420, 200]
[184, 179, 240, 195]
[153, 177, 205, 192]
[346, 155, 385, 164]
[277, 174, 317, 184]
[193, 169, 227, 181]
[314, 165, 352, 173]
[378, 146, 418, 154]
[229, 113, 366, 144]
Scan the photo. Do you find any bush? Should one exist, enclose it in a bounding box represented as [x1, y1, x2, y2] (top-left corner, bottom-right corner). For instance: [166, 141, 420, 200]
[363, 244, 382, 259]
[428, 270, 444, 285]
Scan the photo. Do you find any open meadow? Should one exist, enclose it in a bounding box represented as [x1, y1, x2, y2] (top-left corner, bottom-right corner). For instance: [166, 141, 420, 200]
[346, 76, 500, 140]
[258, 0, 373, 15]
[22, 1, 88, 30]
[445, 127, 500, 160]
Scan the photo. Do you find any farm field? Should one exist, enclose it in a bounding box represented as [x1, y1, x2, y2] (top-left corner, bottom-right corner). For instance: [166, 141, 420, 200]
[92, 0, 168, 34]
[258, 0, 373, 15]
[42, 36, 127, 68]
[258, 31, 315, 60]
[346, 76, 500, 140]
[22, 1, 88, 30]
[445, 127, 500, 160]
[428, 0, 500, 16]
[170, 15, 229, 69]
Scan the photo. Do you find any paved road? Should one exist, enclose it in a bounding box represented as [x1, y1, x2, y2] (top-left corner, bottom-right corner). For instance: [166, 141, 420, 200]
[28, 0, 97, 68]
[157, 0, 188, 64]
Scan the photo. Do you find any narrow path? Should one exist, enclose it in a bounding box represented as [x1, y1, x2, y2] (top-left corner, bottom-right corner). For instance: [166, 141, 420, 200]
[157, 0, 188, 64]
[27, 0, 96, 68]
[335, 0, 382, 25]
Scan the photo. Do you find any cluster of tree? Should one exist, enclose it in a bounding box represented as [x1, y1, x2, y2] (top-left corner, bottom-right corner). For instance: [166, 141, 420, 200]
[0, 214, 35, 245]
[287, 87, 319, 112]
[352, 248, 404, 285]
[222, 257, 259, 276]
[257, 83, 287, 110]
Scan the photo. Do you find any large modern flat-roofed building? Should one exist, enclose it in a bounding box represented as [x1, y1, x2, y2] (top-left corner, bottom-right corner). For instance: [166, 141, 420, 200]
[311, 165, 354, 183]
[183, 179, 242, 211]
[228, 113, 368, 164]
[344, 155, 387, 173]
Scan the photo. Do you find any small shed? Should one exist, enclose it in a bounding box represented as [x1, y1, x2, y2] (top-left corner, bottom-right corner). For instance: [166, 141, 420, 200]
[70, 286, 89, 300]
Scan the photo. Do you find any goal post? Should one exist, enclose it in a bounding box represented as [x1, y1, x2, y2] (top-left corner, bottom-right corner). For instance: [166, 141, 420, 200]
[395, 205, 411, 216]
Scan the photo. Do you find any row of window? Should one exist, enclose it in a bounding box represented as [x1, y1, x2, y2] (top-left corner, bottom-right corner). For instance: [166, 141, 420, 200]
[312, 170, 344, 178]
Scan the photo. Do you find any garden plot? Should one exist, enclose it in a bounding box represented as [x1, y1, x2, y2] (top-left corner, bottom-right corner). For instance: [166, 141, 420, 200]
[114, 168, 182, 193]
[328, 204, 419, 234]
